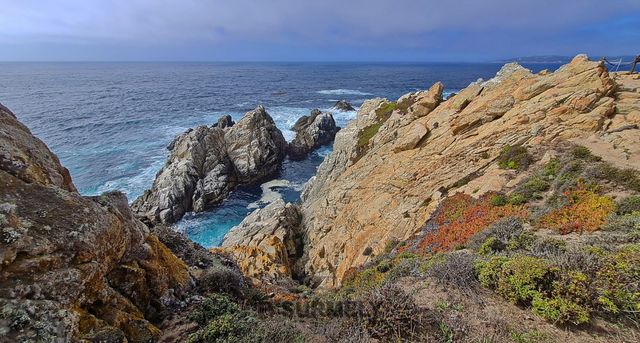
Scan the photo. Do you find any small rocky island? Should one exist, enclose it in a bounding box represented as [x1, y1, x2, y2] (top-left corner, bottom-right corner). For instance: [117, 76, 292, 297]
[3, 55, 640, 342]
[132, 106, 339, 224]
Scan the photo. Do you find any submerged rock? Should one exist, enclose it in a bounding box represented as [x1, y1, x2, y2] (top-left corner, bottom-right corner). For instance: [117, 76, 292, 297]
[132, 106, 287, 225]
[288, 109, 340, 160]
[333, 99, 355, 111]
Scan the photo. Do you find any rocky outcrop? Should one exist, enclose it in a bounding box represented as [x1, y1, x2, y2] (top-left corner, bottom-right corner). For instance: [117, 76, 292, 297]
[0, 104, 192, 342]
[300, 55, 638, 288]
[213, 114, 234, 129]
[132, 106, 287, 224]
[333, 100, 355, 111]
[217, 199, 302, 284]
[0, 103, 76, 192]
[288, 109, 340, 160]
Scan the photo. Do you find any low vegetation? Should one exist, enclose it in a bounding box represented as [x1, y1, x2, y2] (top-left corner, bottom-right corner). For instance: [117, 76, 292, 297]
[498, 145, 532, 170]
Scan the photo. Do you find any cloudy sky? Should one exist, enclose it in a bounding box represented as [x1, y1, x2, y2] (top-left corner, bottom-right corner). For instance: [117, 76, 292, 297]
[1, 0, 639, 61]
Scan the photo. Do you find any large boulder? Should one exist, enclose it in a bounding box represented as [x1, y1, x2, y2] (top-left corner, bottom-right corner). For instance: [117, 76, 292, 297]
[218, 199, 302, 284]
[288, 109, 340, 160]
[132, 106, 287, 224]
[225, 106, 288, 183]
[0, 103, 192, 342]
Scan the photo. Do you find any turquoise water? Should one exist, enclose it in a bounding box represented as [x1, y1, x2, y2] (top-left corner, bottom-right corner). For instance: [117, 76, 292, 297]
[0, 62, 560, 246]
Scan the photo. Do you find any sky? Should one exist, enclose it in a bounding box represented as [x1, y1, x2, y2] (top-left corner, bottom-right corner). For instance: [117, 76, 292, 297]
[1, 0, 639, 62]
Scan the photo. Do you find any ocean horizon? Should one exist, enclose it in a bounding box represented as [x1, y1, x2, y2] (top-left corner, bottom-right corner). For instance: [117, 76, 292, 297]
[0, 61, 561, 247]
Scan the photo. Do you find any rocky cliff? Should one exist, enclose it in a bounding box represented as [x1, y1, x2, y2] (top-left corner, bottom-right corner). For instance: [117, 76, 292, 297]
[298, 55, 640, 288]
[0, 104, 229, 342]
[132, 106, 287, 225]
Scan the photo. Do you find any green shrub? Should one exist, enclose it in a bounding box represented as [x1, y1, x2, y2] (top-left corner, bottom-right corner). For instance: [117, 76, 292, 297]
[572, 146, 599, 160]
[479, 237, 505, 255]
[522, 175, 550, 195]
[188, 294, 305, 342]
[543, 158, 561, 177]
[469, 217, 525, 251]
[356, 122, 382, 148]
[498, 145, 532, 170]
[532, 271, 591, 325]
[476, 256, 508, 289]
[490, 194, 508, 207]
[532, 296, 590, 325]
[375, 101, 397, 120]
[189, 293, 240, 326]
[507, 231, 536, 251]
[593, 245, 640, 316]
[495, 256, 558, 304]
[603, 212, 640, 233]
[509, 193, 527, 205]
[188, 312, 256, 343]
[591, 163, 640, 192]
[616, 195, 640, 215]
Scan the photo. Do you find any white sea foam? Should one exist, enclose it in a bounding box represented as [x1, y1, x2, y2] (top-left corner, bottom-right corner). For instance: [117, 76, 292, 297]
[94, 158, 165, 202]
[443, 89, 461, 99]
[317, 89, 372, 96]
[247, 179, 293, 209]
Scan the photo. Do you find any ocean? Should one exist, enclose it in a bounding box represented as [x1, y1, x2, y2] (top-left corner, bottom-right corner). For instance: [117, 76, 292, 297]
[0, 62, 560, 247]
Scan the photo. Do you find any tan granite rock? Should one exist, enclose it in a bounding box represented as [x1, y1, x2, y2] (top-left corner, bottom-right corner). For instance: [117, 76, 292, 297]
[299, 55, 639, 288]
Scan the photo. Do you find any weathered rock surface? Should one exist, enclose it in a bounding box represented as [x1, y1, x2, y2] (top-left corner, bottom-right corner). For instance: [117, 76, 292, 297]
[132, 106, 287, 224]
[333, 100, 355, 111]
[288, 109, 340, 160]
[213, 114, 234, 129]
[0, 104, 192, 342]
[300, 55, 639, 288]
[217, 199, 302, 284]
[0, 103, 76, 193]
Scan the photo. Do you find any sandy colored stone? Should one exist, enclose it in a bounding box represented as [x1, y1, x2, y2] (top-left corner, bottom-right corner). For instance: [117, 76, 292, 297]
[300, 55, 639, 288]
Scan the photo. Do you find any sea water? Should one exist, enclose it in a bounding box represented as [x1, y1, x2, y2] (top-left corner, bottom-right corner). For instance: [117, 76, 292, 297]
[0, 62, 560, 247]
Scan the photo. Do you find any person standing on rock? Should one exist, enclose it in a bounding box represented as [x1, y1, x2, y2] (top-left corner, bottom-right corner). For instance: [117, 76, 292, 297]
[631, 55, 640, 74]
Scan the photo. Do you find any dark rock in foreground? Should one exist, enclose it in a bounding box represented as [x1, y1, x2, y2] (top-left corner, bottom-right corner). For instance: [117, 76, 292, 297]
[0, 103, 193, 342]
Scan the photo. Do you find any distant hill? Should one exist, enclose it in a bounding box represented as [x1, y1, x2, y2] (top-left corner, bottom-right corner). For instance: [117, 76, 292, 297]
[495, 55, 636, 64]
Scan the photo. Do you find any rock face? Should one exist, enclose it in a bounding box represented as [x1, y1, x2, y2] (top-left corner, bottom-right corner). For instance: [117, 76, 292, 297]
[0, 104, 192, 342]
[300, 55, 639, 288]
[213, 114, 234, 129]
[333, 100, 355, 111]
[288, 109, 340, 160]
[218, 199, 302, 284]
[132, 106, 287, 224]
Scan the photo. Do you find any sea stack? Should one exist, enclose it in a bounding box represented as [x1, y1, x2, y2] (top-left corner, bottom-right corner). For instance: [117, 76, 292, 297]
[132, 106, 287, 224]
[288, 109, 340, 160]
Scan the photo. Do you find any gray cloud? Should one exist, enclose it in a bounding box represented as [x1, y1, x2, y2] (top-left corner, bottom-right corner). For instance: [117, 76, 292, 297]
[1, 0, 639, 60]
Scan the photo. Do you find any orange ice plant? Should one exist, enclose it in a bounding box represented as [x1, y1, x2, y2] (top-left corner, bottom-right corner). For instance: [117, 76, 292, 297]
[538, 186, 615, 234]
[418, 193, 527, 253]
